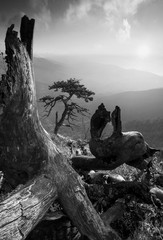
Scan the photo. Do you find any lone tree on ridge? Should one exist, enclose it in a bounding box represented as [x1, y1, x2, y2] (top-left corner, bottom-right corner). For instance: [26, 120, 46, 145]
[40, 78, 95, 134]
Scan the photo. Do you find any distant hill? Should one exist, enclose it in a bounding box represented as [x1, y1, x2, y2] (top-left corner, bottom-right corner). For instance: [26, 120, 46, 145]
[43, 55, 163, 94]
[34, 57, 67, 85]
[36, 83, 163, 137]
[1, 56, 163, 136]
[1, 56, 163, 95]
[93, 88, 163, 122]
[33, 57, 163, 122]
[33, 56, 163, 95]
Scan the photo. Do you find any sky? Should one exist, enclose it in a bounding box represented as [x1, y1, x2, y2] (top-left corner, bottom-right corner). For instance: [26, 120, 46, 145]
[0, 0, 163, 73]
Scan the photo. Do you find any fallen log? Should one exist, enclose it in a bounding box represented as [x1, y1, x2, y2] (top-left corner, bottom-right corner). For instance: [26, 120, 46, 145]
[0, 175, 57, 239]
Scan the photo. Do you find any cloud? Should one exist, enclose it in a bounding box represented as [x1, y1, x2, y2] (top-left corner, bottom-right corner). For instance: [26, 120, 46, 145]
[29, 0, 52, 32]
[66, 1, 92, 21]
[65, 0, 151, 37]
[116, 19, 131, 42]
[124, 0, 150, 15]
[30, 0, 49, 13]
[7, 12, 25, 27]
[35, 8, 52, 31]
[65, 0, 150, 20]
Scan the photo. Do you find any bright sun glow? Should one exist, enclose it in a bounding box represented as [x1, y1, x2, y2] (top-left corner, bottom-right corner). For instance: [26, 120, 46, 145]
[136, 45, 151, 58]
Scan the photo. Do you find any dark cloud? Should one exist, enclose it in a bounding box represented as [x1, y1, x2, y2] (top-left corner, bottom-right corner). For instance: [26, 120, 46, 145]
[48, 0, 78, 18]
[0, 0, 30, 16]
[0, 0, 80, 42]
[0, 14, 7, 23]
[7, 12, 25, 27]
[0, 0, 58, 29]
[0, 0, 78, 22]
[137, 0, 163, 29]
[0, 0, 32, 28]
[0, 0, 27, 9]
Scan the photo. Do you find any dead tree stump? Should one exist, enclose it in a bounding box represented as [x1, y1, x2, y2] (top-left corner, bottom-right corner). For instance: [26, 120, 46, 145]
[0, 16, 120, 240]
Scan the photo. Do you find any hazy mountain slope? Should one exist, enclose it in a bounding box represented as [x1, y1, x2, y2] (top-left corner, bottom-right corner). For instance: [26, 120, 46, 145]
[1, 57, 163, 125]
[33, 56, 163, 95]
[94, 88, 163, 122]
[1, 56, 163, 95]
[66, 62, 163, 94]
[48, 56, 163, 94]
[33, 57, 68, 85]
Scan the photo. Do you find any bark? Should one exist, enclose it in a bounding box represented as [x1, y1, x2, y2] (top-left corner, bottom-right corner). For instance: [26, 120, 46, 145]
[0, 16, 120, 240]
[20, 15, 35, 60]
[71, 156, 110, 171]
[54, 104, 68, 134]
[110, 106, 122, 135]
[0, 175, 57, 240]
[88, 103, 159, 170]
[54, 111, 59, 134]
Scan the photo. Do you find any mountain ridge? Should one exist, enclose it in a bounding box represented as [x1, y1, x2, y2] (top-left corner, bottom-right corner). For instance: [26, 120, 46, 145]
[1, 56, 163, 123]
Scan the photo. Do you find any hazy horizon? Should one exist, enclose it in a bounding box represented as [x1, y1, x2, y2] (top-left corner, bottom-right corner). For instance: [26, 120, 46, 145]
[40, 53, 163, 77]
[0, 0, 163, 89]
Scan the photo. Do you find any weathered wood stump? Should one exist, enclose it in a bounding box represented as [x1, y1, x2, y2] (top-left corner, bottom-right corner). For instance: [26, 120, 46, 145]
[72, 103, 159, 171]
[0, 16, 120, 240]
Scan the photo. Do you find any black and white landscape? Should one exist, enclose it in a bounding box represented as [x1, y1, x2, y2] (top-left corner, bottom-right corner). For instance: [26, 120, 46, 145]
[1, 1, 163, 240]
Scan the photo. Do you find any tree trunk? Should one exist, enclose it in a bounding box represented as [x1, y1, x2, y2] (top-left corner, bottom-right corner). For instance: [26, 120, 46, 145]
[54, 105, 68, 134]
[0, 16, 120, 240]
